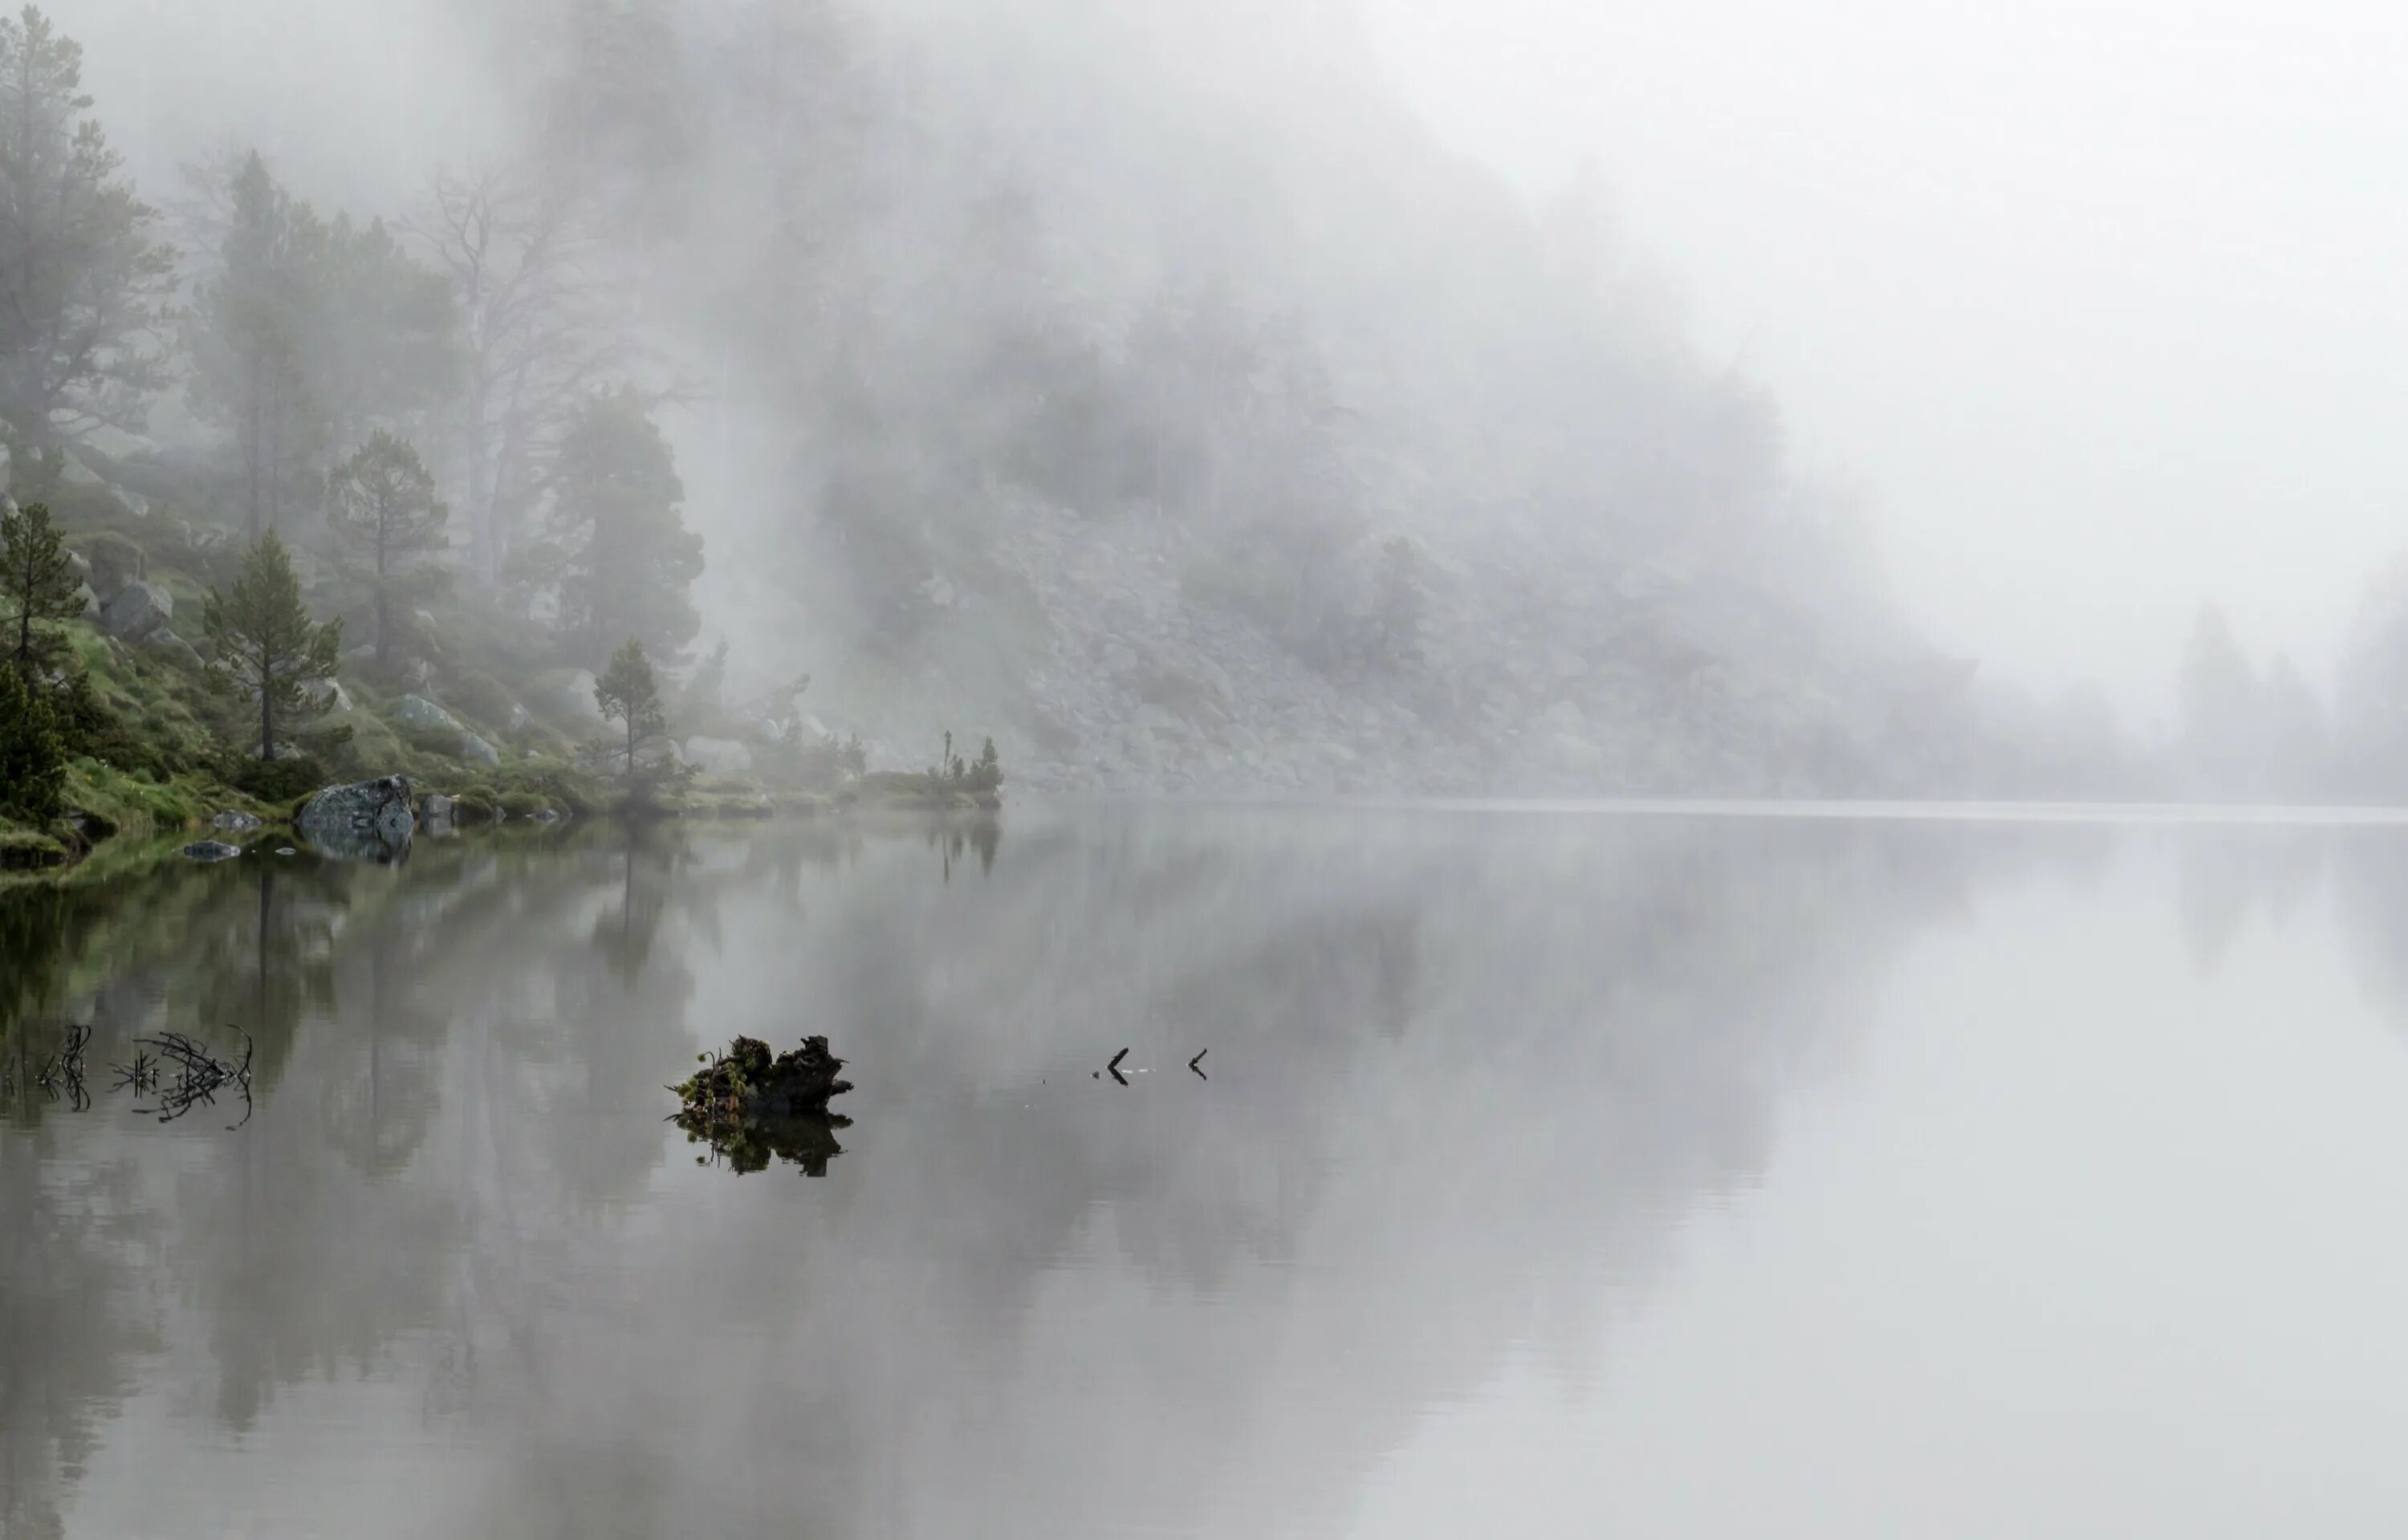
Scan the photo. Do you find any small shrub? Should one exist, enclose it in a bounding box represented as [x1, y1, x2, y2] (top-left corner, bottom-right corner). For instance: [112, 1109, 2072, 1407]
[497, 790, 548, 819]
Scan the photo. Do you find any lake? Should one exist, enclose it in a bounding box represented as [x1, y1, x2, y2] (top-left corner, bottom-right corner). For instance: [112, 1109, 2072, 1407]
[7, 803, 2408, 1538]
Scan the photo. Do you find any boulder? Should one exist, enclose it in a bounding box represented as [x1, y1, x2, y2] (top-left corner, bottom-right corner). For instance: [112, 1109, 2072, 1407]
[141, 628, 202, 670]
[506, 702, 535, 736]
[528, 668, 604, 732]
[296, 775, 415, 863]
[396, 693, 501, 766]
[181, 841, 242, 863]
[417, 793, 456, 835]
[212, 811, 262, 831]
[83, 535, 142, 602]
[299, 677, 353, 714]
[101, 581, 171, 641]
[682, 737, 755, 777]
[79, 425, 156, 461]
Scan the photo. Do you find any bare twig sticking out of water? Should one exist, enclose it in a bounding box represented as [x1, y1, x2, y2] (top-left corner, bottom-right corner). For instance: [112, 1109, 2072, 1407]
[1190, 1049, 1207, 1079]
[134, 1030, 255, 1130]
[111, 1050, 161, 1094]
[31, 1025, 93, 1111]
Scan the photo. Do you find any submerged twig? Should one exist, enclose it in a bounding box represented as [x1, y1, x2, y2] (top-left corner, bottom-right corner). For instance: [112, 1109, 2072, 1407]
[32, 1025, 92, 1111]
[135, 1029, 254, 1129]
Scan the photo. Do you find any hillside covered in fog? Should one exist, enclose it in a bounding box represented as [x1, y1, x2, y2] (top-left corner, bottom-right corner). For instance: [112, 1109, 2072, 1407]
[530, 0, 1985, 795]
[10, 0, 2109, 807]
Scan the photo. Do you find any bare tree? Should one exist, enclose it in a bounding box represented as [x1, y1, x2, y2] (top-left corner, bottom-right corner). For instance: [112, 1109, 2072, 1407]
[409, 165, 628, 589]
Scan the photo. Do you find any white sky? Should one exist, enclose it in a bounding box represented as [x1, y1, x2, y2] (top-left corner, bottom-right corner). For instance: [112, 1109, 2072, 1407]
[1361, 0, 2408, 717]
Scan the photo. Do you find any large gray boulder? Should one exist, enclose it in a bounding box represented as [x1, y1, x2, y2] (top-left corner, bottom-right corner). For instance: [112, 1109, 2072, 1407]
[141, 628, 203, 670]
[300, 677, 354, 714]
[101, 580, 171, 641]
[396, 693, 501, 766]
[296, 775, 415, 863]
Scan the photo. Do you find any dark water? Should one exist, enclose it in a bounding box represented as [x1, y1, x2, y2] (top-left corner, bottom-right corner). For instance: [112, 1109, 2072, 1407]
[8, 805, 2408, 1538]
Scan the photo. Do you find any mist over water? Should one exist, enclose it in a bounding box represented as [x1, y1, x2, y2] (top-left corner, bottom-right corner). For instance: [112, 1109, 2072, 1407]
[9, 811, 2408, 1536]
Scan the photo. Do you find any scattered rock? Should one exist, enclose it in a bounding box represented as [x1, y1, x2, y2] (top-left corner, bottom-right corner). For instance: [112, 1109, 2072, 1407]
[212, 811, 262, 831]
[181, 841, 242, 863]
[101, 580, 170, 641]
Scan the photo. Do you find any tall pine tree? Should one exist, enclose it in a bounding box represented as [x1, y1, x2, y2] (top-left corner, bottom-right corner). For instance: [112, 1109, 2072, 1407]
[551, 388, 702, 668]
[327, 431, 449, 668]
[0, 6, 173, 440]
[202, 533, 343, 760]
[185, 152, 323, 538]
[0, 501, 80, 676]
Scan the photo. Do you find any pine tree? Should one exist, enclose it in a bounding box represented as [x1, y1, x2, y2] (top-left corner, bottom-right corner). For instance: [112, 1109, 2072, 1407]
[1, 500, 80, 676]
[0, 656, 62, 819]
[592, 636, 680, 805]
[185, 152, 325, 538]
[202, 532, 342, 760]
[0, 6, 174, 438]
[551, 388, 703, 668]
[969, 735, 1003, 794]
[328, 431, 449, 668]
[307, 213, 458, 456]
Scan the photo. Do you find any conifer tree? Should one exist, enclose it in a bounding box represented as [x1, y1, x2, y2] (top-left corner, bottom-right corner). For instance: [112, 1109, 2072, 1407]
[0, 656, 62, 819]
[202, 532, 343, 760]
[185, 152, 323, 538]
[328, 431, 449, 668]
[0, 501, 81, 676]
[551, 388, 703, 668]
[0, 6, 174, 438]
[593, 636, 681, 806]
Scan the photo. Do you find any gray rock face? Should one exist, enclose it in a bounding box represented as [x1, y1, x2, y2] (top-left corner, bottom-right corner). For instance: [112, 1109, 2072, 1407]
[212, 811, 262, 831]
[102, 580, 171, 641]
[296, 776, 415, 863]
[141, 627, 202, 669]
[397, 693, 501, 766]
[181, 841, 242, 863]
[682, 737, 755, 777]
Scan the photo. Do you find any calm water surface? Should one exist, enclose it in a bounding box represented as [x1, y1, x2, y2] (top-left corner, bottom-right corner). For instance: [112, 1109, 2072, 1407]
[7, 804, 2408, 1538]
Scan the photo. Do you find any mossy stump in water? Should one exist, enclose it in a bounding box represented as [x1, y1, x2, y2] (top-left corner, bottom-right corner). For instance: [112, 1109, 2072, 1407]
[673, 1035, 855, 1175]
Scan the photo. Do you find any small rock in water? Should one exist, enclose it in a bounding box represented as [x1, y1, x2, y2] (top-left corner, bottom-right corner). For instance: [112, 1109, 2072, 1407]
[212, 811, 262, 831]
[275, 847, 297, 857]
[181, 841, 242, 863]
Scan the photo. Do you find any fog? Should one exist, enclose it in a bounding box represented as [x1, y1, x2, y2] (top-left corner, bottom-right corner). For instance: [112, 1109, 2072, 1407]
[26, 0, 2408, 801]
[1369, 0, 2408, 717]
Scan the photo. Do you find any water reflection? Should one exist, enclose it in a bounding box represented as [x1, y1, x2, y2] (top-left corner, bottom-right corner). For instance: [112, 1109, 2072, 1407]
[10, 808, 2369, 1538]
